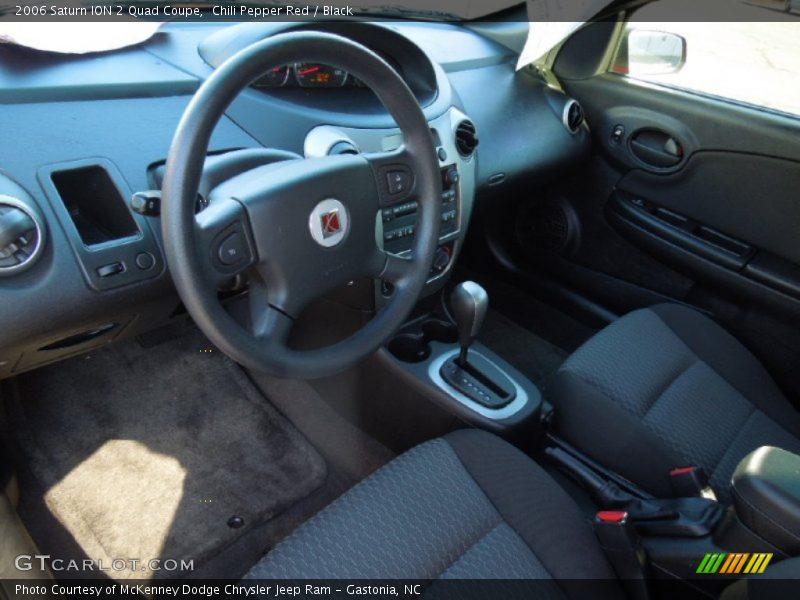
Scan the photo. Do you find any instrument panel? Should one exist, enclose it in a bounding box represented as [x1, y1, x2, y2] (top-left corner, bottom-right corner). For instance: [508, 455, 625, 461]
[253, 58, 402, 89]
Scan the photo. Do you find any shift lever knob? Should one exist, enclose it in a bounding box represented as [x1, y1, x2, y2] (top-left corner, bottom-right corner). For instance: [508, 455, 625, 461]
[451, 281, 489, 366]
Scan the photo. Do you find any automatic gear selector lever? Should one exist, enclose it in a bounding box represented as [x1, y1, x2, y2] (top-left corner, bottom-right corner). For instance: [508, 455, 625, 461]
[442, 282, 516, 409]
[451, 281, 489, 367]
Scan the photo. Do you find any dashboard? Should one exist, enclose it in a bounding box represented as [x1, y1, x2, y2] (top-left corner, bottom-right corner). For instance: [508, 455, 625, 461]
[0, 20, 590, 378]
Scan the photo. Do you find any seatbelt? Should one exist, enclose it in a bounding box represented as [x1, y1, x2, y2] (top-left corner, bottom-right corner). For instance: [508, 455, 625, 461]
[670, 466, 718, 501]
[594, 511, 652, 600]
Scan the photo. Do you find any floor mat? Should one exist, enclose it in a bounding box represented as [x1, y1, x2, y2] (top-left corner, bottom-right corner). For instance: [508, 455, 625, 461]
[8, 329, 326, 580]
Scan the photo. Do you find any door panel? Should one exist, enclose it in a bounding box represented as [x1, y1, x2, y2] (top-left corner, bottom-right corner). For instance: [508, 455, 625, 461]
[618, 152, 800, 263]
[509, 48, 800, 405]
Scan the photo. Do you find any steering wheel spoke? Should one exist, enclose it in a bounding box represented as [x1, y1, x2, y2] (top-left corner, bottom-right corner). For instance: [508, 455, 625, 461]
[365, 147, 419, 207]
[246, 270, 294, 347]
[377, 251, 415, 285]
[194, 197, 257, 286]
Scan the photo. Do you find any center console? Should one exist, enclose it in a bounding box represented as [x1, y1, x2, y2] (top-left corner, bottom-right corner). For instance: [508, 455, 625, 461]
[731, 446, 800, 556]
[380, 281, 543, 437]
[546, 441, 800, 599]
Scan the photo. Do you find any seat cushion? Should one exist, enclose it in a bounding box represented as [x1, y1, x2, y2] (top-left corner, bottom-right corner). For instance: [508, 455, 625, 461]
[548, 304, 800, 500]
[246, 429, 621, 598]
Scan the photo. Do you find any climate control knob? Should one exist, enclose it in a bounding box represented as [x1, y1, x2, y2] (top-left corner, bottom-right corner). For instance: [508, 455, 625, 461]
[444, 167, 459, 187]
[431, 246, 452, 275]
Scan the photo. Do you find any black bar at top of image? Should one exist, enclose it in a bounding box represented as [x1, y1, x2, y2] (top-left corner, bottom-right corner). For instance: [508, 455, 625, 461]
[1, 0, 800, 23]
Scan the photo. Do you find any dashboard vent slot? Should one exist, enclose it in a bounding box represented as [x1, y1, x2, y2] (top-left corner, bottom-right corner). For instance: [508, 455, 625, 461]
[0, 195, 45, 276]
[455, 120, 479, 158]
[563, 100, 585, 134]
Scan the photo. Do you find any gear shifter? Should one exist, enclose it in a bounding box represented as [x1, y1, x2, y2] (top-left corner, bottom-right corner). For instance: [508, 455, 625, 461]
[451, 281, 489, 367]
[442, 281, 516, 409]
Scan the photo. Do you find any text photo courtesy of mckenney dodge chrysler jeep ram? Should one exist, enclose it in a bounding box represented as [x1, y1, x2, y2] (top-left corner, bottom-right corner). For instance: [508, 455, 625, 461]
[1, 0, 800, 598]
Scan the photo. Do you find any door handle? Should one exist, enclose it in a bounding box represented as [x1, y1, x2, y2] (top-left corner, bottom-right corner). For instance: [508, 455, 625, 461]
[630, 130, 684, 168]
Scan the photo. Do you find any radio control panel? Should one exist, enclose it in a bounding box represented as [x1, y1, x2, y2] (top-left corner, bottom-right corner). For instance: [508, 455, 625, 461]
[381, 166, 460, 256]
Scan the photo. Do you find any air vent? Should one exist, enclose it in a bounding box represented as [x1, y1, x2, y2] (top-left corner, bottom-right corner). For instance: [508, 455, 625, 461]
[0, 195, 45, 276]
[455, 120, 479, 158]
[328, 140, 360, 156]
[563, 100, 585, 134]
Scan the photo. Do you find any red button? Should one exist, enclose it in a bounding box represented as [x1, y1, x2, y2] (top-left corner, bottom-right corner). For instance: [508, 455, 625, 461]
[670, 466, 696, 476]
[596, 511, 628, 524]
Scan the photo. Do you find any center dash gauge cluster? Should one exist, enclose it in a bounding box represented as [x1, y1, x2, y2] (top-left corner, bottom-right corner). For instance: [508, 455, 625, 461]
[253, 58, 402, 89]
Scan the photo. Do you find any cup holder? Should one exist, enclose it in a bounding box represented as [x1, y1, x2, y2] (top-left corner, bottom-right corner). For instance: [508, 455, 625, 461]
[422, 319, 458, 344]
[387, 318, 458, 363]
[387, 333, 431, 363]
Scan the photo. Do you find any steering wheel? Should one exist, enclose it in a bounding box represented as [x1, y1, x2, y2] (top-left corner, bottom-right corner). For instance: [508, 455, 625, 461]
[161, 32, 441, 379]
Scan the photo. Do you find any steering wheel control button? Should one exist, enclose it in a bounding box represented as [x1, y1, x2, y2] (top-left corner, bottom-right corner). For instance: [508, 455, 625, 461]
[135, 252, 155, 270]
[387, 170, 410, 195]
[376, 164, 415, 205]
[218, 232, 246, 265]
[309, 198, 349, 248]
[96, 262, 125, 278]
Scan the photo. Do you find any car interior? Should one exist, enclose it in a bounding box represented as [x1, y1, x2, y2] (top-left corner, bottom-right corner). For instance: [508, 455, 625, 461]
[1, 2, 800, 599]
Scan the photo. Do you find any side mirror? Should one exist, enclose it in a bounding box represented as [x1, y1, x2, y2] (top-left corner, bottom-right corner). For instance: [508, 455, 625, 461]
[616, 29, 687, 76]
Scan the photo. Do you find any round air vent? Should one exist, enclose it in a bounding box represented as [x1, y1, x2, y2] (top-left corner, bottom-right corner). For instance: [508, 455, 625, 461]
[328, 140, 360, 156]
[563, 99, 585, 134]
[455, 120, 479, 158]
[0, 194, 45, 276]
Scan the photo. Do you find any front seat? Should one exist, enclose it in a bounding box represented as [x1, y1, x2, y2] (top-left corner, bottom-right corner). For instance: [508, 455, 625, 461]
[247, 429, 623, 599]
[548, 303, 800, 500]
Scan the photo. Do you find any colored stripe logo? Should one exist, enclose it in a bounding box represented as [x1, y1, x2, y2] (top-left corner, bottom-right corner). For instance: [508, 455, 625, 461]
[696, 553, 772, 574]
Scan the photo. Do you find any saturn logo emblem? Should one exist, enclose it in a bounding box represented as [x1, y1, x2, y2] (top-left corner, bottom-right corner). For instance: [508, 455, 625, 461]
[320, 209, 342, 238]
[309, 199, 349, 247]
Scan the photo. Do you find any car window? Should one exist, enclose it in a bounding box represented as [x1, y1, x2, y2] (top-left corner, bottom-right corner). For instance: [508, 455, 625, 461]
[610, 4, 800, 117]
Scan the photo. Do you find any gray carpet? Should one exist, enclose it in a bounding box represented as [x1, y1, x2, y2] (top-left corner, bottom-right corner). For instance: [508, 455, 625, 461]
[8, 328, 326, 580]
[175, 373, 396, 580]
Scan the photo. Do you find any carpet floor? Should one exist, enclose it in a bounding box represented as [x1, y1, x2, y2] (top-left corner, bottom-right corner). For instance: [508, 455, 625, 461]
[7, 327, 327, 580]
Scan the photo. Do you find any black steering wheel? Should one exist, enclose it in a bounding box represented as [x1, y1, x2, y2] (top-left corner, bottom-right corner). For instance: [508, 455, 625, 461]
[161, 32, 441, 379]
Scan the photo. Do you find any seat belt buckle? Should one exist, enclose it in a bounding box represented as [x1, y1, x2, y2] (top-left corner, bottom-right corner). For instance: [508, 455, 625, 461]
[594, 511, 651, 600]
[670, 466, 717, 500]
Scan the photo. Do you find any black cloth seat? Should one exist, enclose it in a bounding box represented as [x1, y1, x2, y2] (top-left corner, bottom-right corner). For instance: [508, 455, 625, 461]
[548, 303, 800, 500]
[247, 429, 622, 599]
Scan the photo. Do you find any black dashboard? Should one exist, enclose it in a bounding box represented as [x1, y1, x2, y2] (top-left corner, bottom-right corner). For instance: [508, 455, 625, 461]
[0, 20, 590, 378]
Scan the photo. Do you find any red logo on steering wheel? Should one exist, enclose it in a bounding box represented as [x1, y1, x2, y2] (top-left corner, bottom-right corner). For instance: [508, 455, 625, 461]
[321, 209, 342, 238]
